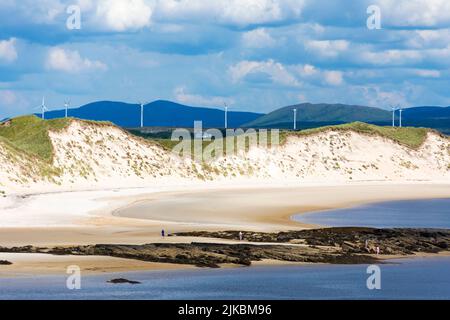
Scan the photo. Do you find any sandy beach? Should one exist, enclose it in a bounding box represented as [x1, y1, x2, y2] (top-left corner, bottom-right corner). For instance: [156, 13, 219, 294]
[1, 181, 450, 276]
[0, 253, 196, 278]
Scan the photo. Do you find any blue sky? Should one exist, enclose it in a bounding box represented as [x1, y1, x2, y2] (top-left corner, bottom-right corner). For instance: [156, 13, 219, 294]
[1, 0, 450, 118]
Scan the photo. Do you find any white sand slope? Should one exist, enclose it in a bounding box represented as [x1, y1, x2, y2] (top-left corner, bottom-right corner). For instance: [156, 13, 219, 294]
[0, 119, 449, 194]
[216, 130, 450, 182]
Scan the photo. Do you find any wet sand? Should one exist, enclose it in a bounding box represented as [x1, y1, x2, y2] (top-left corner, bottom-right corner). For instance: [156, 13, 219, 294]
[114, 183, 450, 232]
[0, 253, 195, 278]
[1, 182, 450, 276]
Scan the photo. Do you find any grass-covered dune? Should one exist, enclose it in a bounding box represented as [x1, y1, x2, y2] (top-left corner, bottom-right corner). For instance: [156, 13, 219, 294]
[153, 121, 436, 153]
[0, 116, 114, 163]
[0, 116, 71, 163]
[0, 115, 448, 190]
[283, 122, 433, 149]
[0, 116, 441, 163]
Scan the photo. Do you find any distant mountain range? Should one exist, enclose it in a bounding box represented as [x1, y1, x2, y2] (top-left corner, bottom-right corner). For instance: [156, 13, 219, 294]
[32, 100, 450, 134]
[243, 103, 450, 134]
[37, 100, 263, 128]
[243, 103, 390, 127]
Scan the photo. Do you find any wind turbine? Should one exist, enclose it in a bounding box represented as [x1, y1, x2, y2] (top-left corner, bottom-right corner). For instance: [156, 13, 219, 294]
[64, 100, 70, 118]
[138, 101, 148, 128]
[391, 105, 396, 127]
[36, 96, 48, 119]
[224, 102, 228, 129]
[399, 107, 403, 128]
[293, 108, 297, 130]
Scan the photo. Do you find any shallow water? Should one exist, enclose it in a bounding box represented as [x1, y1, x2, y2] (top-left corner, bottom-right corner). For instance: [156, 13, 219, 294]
[293, 198, 450, 228]
[1, 198, 449, 300]
[1, 257, 449, 299]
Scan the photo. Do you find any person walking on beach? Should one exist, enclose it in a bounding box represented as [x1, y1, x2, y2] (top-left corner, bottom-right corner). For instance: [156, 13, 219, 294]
[161, 229, 165, 237]
[239, 231, 243, 241]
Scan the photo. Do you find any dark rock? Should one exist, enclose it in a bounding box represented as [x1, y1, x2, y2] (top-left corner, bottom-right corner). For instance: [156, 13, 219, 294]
[107, 278, 141, 284]
[0, 227, 448, 269]
[0, 260, 12, 265]
[437, 241, 448, 249]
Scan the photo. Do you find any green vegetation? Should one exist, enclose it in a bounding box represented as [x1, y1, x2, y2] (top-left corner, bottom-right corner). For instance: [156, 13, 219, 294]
[243, 103, 450, 135]
[145, 122, 433, 158]
[282, 122, 431, 149]
[152, 138, 182, 151]
[244, 103, 391, 128]
[0, 116, 438, 170]
[151, 130, 279, 159]
[0, 115, 71, 162]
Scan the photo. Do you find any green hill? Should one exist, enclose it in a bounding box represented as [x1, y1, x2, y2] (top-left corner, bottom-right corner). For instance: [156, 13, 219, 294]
[244, 103, 391, 128]
[0, 116, 71, 163]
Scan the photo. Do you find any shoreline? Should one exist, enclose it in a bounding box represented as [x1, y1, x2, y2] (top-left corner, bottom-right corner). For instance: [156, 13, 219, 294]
[1, 238, 450, 279]
[1, 181, 450, 277]
[3, 251, 450, 280]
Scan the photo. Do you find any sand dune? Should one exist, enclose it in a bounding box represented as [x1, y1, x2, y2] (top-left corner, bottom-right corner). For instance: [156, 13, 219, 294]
[0, 119, 449, 194]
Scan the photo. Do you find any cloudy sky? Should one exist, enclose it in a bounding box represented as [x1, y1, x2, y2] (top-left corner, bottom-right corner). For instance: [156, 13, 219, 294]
[1, 0, 450, 118]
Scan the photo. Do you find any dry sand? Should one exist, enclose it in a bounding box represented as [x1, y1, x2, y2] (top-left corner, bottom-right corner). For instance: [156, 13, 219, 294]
[113, 182, 450, 232]
[1, 181, 449, 276]
[0, 253, 194, 278]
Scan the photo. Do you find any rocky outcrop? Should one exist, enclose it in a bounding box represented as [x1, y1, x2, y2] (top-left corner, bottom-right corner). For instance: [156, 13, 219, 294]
[107, 278, 141, 284]
[176, 228, 450, 256]
[1, 228, 448, 268]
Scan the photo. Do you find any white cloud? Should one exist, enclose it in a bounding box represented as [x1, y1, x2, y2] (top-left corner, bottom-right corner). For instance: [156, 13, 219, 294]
[379, 0, 450, 27]
[0, 90, 29, 115]
[428, 44, 450, 62]
[412, 69, 441, 78]
[241, 28, 277, 48]
[296, 64, 318, 77]
[174, 86, 233, 106]
[345, 40, 450, 68]
[324, 71, 344, 86]
[0, 0, 65, 24]
[0, 90, 18, 105]
[2, 0, 304, 30]
[153, 0, 305, 27]
[220, 0, 285, 26]
[406, 29, 450, 49]
[46, 48, 107, 73]
[95, 0, 152, 31]
[361, 86, 409, 108]
[229, 59, 300, 87]
[305, 40, 349, 58]
[295, 64, 344, 86]
[0, 38, 18, 63]
[359, 49, 423, 66]
[75, 0, 152, 31]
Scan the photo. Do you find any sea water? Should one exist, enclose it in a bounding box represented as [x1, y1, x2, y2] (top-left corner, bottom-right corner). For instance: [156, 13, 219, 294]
[293, 198, 450, 228]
